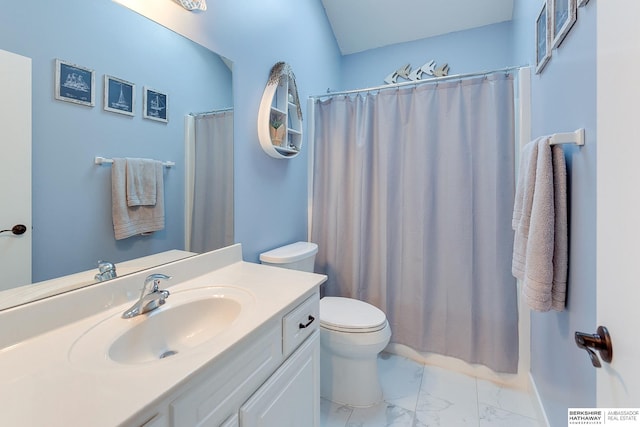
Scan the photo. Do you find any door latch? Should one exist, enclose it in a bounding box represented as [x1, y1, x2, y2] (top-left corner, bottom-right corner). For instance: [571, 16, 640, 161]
[0, 224, 27, 235]
[575, 326, 613, 368]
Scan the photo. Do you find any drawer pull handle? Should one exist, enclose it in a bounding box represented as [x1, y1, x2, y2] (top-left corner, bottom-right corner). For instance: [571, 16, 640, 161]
[299, 315, 315, 329]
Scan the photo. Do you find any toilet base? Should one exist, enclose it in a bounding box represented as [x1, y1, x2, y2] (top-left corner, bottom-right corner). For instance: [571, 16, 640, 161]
[319, 323, 391, 407]
[320, 349, 383, 407]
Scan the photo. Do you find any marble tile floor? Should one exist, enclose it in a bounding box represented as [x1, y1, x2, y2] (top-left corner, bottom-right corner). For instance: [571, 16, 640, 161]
[320, 352, 544, 427]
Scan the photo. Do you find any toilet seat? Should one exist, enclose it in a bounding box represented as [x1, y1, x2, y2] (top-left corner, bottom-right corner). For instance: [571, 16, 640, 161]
[320, 297, 387, 333]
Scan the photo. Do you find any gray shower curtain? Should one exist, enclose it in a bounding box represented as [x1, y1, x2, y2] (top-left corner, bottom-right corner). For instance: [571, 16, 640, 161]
[311, 73, 519, 373]
[186, 111, 234, 253]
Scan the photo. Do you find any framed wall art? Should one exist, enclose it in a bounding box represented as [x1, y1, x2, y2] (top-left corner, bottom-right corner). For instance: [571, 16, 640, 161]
[552, 0, 577, 48]
[535, 1, 551, 74]
[143, 86, 168, 123]
[104, 75, 135, 116]
[54, 59, 95, 107]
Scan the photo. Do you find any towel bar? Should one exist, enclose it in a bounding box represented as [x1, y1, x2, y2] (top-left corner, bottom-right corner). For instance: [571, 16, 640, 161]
[548, 128, 585, 146]
[94, 156, 175, 168]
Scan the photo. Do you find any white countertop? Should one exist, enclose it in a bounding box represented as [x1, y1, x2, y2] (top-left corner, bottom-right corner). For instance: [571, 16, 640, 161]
[0, 244, 325, 426]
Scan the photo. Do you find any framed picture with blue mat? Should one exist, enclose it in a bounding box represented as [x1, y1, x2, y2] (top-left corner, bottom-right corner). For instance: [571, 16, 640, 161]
[143, 86, 168, 123]
[104, 75, 135, 116]
[54, 59, 95, 107]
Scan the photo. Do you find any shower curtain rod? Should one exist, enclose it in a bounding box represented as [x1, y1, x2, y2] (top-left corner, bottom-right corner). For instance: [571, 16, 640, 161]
[310, 65, 526, 99]
[189, 107, 233, 117]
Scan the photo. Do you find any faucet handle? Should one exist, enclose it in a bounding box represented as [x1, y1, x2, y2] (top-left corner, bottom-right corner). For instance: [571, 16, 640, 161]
[143, 273, 172, 293]
[95, 260, 117, 282]
[97, 260, 116, 273]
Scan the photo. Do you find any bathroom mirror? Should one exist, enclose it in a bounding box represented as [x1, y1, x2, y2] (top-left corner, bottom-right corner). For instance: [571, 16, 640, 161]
[0, 1, 233, 311]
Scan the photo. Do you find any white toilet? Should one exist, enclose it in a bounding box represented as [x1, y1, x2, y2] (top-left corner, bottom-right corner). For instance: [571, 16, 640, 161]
[260, 241, 391, 407]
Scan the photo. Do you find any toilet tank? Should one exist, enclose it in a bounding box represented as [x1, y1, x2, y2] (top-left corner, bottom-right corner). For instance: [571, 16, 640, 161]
[259, 241, 318, 272]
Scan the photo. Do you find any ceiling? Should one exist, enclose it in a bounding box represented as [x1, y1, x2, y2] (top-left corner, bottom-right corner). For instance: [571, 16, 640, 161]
[321, 0, 514, 55]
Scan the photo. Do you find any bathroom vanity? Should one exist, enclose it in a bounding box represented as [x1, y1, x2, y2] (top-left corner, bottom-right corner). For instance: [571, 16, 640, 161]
[0, 244, 326, 426]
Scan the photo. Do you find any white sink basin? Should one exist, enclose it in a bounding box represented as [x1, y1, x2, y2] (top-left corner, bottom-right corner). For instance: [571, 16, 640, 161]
[69, 286, 254, 367]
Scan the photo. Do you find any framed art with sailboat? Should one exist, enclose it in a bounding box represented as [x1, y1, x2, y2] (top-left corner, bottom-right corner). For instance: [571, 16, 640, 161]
[143, 86, 168, 123]
[54, 59, 95, 107]
[104, 75, 135, 116]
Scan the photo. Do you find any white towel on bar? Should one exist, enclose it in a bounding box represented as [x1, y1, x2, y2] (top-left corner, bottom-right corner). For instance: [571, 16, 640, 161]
[112, 158, 165, 240]
[512, 137, 568, 311]
[126, 158, 158, 207]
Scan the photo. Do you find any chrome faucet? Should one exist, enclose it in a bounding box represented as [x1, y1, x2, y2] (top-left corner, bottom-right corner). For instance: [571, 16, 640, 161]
[95, 260, 117, 282]
[122, 273, 171, 319]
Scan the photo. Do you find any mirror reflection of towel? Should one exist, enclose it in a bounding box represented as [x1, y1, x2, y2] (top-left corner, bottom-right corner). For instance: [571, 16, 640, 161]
[111, 158, 165, 240]
[126, 158, 158, 207]
[174, 0, 207, 11]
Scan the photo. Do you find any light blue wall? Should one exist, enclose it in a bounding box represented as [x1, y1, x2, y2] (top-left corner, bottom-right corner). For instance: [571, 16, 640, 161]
[514, 0, 597, 425]
[0, 0, 232, 281]
[340, 21, 514, 91]
[511, 0, 537, 68]
[177, 0, 342, 262]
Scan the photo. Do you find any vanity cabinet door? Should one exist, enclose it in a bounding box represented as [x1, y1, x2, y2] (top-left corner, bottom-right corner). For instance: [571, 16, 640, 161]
[170, 326, 281, 427]
[139, 412, 169, 427]
[239, 331, 320, 427]
[220, 414, 239, 427]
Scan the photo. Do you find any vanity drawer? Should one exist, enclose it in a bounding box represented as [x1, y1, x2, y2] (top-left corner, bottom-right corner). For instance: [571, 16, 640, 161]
[282, 293, 319, 356]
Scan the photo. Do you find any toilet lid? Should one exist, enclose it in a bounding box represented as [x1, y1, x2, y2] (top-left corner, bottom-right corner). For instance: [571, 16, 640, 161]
[320, 297, 387, 333]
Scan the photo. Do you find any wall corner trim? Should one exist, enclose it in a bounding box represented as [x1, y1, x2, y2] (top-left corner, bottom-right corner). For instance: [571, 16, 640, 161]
[529, 372, 552, 427]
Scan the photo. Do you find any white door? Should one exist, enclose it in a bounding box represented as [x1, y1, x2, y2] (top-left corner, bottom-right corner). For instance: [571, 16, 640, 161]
[0, 49, 31, 291]
[597, 0, 640, 407]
